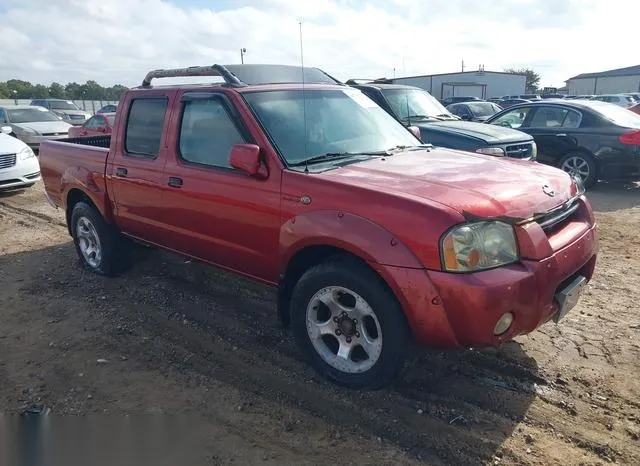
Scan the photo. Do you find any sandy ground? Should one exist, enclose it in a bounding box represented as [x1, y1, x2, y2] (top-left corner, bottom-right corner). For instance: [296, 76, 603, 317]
[0, 181, 639, 465]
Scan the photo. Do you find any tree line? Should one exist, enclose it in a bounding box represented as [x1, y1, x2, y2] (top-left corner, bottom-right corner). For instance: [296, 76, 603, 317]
[0, 79, 128, 101]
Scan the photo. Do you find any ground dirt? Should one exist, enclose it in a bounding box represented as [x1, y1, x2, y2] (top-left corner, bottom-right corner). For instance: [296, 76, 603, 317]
[0, 181, 639, 465]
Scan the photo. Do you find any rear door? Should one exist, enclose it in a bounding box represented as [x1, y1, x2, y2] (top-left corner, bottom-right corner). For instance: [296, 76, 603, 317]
[159, 90, 282, 282]
[522, 105, 581, 164]
[107, 91, 174, 244]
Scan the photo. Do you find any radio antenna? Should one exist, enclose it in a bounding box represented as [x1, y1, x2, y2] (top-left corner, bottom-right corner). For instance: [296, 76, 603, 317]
[299, 20, 309, 172]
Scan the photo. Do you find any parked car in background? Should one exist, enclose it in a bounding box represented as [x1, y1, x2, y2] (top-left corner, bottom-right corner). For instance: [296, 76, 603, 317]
[0, 105, 72, 150]
[591, 94, 636, 108]
[486, 100, 640, 188]
[30, 99, 91, 125]
[39, 63, 597, 389]
[503, 94, 542, 101]
[347, 79, 537, 160]
[487, 97, 503, 104]
[626, 93, 640, 102]
[97, 104, 118, 114]
[0, 125, 41, 190]
[446, 101, 502, 122]
[541, 94, 566, 99]
[498, 98, 532, 108]
[439, 96, 483, 107]
[565, 95, 594, 100]
[68, 113, 115, 138]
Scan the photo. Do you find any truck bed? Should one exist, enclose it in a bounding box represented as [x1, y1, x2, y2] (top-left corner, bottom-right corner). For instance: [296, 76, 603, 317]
[39, 136, 111, 209]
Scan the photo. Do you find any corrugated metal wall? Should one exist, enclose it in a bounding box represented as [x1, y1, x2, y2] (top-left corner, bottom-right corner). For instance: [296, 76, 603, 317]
[392, 72, 526, 99]
[566, 75, 640, 95]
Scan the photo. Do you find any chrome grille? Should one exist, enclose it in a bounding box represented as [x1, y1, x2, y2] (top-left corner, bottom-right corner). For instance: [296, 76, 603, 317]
[534, 199, 580, 232]
[0, 153, 17, 170]
[505, 143, 533, 159]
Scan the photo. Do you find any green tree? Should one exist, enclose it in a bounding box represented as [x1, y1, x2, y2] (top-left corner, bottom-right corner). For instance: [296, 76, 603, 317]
[49, 82, 66, 99]
[6, 79, 34, 98]
[65, 82, 82, 99]
[32, 84, 50, 98]
[504, 68, 541, 93]
[0, 82, 10, 98]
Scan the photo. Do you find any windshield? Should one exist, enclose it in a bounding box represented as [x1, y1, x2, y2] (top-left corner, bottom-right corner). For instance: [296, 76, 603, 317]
[243, 89, 421, 165]
[49, 100, 80, 110]
[467, 102, 502, 117]
[589, 101, 640, 128]
[7, 108, 61, 123]
[381, 89, 454, 121]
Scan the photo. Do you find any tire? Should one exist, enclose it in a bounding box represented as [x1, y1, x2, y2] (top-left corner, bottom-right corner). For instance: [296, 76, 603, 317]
[559, 151, 597, 189]
[290, 256, 409, 389]
[70, 201, 130, 276]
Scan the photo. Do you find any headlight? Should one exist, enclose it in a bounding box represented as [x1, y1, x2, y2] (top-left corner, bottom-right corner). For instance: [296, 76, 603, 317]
[530, 142, 537, 160]
[17, 126, 38, 135]
[571, 172, 585, 196]
[18, 146, 35, 160]
[441, 221, 519, 272]
[475, 147, 505, 157]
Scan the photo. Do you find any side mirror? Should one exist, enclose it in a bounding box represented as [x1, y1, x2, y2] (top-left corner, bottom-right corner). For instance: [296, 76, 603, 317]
[407, 125, 422, 140]
[1, 126, 11, 135]
[229, 144, 268, 178]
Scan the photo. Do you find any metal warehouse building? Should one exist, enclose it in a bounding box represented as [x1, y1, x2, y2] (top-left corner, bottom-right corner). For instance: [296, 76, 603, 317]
[390, 70, 526, 100]
[566, 65, 640, 95]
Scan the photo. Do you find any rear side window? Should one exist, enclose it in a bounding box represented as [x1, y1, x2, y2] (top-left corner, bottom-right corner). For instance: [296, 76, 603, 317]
[125, 98, 168, 157]
[178, 99, 246, 168]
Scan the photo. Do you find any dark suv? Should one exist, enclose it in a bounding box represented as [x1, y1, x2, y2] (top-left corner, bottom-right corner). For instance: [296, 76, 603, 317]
[347, 79, 537, 160]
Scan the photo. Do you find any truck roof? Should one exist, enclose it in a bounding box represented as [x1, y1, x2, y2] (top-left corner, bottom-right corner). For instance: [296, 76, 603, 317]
[137, 64, 345, 90]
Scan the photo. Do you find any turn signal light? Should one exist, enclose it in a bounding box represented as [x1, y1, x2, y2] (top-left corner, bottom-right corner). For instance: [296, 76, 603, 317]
[618, 130, 640, 145]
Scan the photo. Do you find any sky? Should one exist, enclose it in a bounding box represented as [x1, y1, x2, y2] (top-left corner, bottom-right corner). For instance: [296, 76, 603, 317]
[0, 0, 638, 88]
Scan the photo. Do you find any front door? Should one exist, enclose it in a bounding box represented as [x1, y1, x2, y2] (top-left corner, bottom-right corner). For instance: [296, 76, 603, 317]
[160, 92, 282, 283]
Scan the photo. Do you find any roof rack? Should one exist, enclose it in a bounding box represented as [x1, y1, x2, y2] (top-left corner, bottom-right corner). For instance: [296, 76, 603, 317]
[141, 64, 245, 88]
[141, 64, 343, 88]
[345, 77, 393, 85]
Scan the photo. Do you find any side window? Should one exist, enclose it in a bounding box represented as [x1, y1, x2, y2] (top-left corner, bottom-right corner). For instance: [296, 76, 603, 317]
[0, 109, 6, 122]
[178, 99, 246, 168]
[125, 98, 168, 157]
[85, 116, 101, 129]
[490, 107, 532, 129]
[562, 110, 581, 128]
[529, 107, 569, 128]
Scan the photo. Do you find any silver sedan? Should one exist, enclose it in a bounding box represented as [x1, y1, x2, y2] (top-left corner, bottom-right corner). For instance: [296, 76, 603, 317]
[0, 105, 72, 150]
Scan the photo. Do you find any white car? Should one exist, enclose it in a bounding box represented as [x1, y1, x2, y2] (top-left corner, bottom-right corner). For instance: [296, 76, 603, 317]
[0, 126, 41, 190]
[0, 105, 72, 150]
[591, 94, 636, 108]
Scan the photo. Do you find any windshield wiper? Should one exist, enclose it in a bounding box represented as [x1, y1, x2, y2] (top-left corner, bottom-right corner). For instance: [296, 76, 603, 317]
[436, 113, 459, 120]
[289, 151, 390, 167]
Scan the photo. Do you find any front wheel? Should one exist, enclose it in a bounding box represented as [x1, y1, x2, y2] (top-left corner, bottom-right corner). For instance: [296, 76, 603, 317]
[559, 152, 597, 189]
[290, 257, 409, 389]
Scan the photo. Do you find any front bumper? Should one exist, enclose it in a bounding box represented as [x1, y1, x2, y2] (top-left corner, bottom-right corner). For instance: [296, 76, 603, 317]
[374, 222, 598, 349]
[0, 156, 41, 189]
[19, 133, 69, 149]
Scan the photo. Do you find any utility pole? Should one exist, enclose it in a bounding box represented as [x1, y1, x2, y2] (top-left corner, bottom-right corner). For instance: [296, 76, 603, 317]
[461, 59, 465, 72]
[240, 48, 247, 64]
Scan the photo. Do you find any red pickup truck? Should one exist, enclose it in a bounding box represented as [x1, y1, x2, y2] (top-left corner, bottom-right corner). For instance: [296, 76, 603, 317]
[39, 64, 598, 389]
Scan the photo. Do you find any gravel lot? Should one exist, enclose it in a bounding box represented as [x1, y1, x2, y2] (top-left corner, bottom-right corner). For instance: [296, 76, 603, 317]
[1, 181, 639, 465]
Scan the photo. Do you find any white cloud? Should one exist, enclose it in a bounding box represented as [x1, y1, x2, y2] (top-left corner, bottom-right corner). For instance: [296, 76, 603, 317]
[0, 0, 638, 88]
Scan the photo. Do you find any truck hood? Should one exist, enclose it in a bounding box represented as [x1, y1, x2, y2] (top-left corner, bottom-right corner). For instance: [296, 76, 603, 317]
[325, 148, 576, 219]
[416, 120, 531, 144]
[14, 121, 72, 134]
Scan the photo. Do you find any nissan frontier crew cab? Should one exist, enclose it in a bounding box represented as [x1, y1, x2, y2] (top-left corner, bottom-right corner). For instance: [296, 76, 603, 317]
[39, 64, 598, 389]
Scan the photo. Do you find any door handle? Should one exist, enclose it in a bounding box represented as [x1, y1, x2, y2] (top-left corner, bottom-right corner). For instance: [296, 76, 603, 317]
[556, 133, 567, 137]
[168, 176, 183, 188]
[115, 167, 128, 177]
